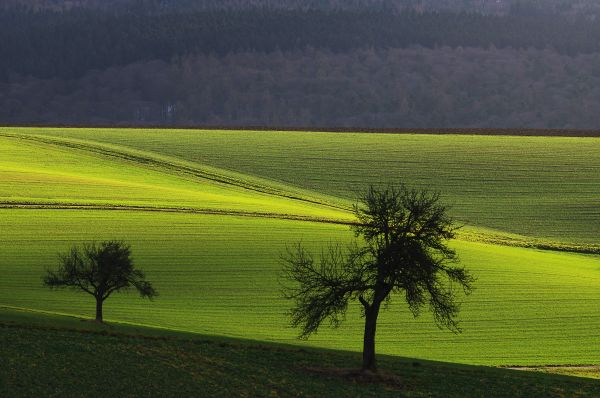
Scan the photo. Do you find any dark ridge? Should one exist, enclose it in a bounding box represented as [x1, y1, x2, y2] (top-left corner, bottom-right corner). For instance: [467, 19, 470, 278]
[3, 8, 600, 82]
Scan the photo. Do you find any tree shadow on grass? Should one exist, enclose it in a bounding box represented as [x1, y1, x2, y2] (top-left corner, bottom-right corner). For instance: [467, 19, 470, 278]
[304, 366, 413, 391]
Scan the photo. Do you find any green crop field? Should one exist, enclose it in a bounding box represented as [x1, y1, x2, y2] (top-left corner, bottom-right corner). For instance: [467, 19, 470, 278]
[14, 127, 599, 243]
[1, 127, 600, 368]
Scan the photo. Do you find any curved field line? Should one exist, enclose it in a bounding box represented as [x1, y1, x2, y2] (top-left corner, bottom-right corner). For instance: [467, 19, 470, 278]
[0, 201, 355, 226]
[457, 229, 600, 255]
[3, 201, 598, 255]
[0, 132, 349, 212]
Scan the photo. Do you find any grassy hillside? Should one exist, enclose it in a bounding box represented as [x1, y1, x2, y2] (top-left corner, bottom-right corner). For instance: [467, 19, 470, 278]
[1, 208, 600, 365]
[11, 127, 600, 243]
[1, 127, 600, 367]
[2, 308, 599, 398]
[0, 132, 350, 221]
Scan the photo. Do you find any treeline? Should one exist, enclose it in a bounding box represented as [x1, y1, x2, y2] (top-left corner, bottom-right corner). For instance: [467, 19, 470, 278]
[3, 7, 600, 81]
[4, 46, 600, 129]
[1, 0, 404, 12]
[4, 0, 600, 16]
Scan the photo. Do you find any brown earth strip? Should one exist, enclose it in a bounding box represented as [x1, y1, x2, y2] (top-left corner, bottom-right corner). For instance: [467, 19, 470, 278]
[3, 125, 600, 137]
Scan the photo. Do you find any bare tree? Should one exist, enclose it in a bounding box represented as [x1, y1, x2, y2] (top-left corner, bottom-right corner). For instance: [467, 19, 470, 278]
[282, 184, 475, 372]
[43, 241, 157, 322]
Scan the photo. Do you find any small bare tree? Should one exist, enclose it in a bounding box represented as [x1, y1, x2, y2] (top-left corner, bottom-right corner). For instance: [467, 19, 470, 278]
[282, 184, 474, 372]
[43, 241, 157, 322]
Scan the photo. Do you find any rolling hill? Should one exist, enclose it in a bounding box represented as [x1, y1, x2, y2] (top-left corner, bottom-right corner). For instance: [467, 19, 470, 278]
[1, 127, 600, 367]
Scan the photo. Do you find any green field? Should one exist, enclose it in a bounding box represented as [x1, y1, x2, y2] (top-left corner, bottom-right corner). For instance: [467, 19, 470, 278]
[1, 127, 600, 367]
[13, 127, 599, 243]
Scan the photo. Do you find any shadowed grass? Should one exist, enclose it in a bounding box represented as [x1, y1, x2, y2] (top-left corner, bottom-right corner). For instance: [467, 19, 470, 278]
[2, 308, 600, 398]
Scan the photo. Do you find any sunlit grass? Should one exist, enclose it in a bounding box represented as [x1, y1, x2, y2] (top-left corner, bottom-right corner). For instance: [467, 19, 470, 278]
[9, 127, 599, 243]
[1, 127, 599, 367]
[1, 209, 600, 366]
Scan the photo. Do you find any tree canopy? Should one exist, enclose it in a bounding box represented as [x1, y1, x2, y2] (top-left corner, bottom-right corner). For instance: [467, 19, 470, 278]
[43, 241, 157, 322]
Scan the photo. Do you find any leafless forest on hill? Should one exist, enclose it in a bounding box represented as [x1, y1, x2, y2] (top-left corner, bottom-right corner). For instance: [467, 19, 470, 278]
[3, 1, 600, 128]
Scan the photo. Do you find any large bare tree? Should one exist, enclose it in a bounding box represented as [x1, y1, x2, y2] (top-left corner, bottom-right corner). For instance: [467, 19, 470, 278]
[282, 184, 475, 372]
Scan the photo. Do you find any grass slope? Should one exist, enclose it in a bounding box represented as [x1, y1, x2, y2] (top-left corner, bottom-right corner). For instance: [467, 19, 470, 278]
[8, 127, 599, 243]
[2, 308, 600, 398]
[0, 133, 350, 221]
[2, 209, 600, 365]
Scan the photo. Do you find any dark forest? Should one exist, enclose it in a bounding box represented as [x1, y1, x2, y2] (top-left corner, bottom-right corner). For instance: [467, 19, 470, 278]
[2, 0, 600, 128]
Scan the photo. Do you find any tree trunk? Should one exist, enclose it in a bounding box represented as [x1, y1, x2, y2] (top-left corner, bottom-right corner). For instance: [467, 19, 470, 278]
[95, 297, 103, 322]
[362, 303, 381, 372]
